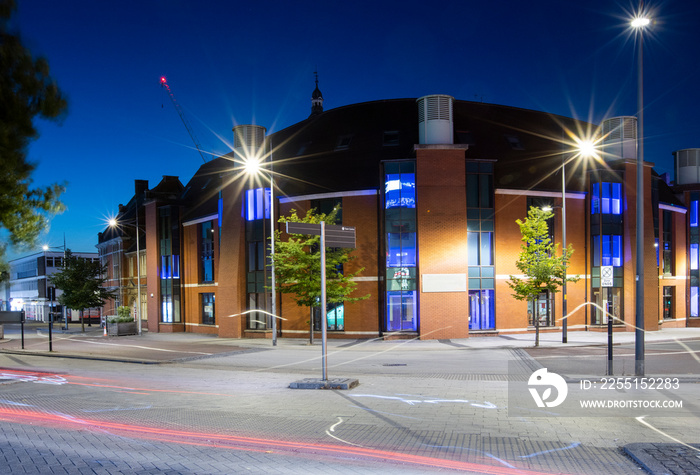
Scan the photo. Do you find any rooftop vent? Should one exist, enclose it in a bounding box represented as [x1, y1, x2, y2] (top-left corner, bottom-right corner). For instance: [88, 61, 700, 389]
[674, 148, 700, 185]
[233, 125, 266, 165]
[601, 116, 636, 161]
[417, 95, 454, 145]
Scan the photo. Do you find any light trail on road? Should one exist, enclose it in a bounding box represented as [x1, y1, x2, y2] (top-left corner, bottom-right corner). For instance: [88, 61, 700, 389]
[0, 368, 235, 397]
[0, 406, 565, 475]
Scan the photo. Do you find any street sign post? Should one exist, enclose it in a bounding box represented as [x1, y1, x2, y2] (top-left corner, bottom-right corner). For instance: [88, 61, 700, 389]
[0, 311, 25, 349]
[284, 221, 356, 381]
[601, 266, 613, 287]
[285, 222, 356, 248]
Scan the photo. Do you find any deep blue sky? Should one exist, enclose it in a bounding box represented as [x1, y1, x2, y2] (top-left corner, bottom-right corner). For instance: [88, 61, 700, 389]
[7, 0, 700, 259]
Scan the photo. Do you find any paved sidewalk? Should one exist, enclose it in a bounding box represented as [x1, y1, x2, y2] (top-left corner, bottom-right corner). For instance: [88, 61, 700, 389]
[1, 323, 699, 363]
[2, 323, 700, 474]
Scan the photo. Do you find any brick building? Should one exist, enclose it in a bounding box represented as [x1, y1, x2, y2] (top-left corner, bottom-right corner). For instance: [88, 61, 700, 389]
[99, 87, 698, 339]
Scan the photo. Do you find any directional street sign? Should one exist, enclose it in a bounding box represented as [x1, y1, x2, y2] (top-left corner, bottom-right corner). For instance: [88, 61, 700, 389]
[0, 311, 24, 323]
[285, 222, 321, 235]
[285, 222, 356, 248]
[284, 220, 358, 382]
[324, 225, 356, 248]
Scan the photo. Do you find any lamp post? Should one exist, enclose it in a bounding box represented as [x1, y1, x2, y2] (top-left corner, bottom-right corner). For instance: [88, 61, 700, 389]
[549, 140, 596, 343]
[632, 7, 650, 377]
[43, 233, 67, 329]
[108, 212, 143, 336]
[243, 148, 278, 346]
[561, 151, 568, 343]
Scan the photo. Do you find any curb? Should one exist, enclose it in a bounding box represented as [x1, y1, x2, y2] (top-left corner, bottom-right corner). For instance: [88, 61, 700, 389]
[624, 443, 700, 475]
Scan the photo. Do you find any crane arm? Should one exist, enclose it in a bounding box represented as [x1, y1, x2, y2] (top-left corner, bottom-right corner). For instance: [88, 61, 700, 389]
[160, 77, 207, 163]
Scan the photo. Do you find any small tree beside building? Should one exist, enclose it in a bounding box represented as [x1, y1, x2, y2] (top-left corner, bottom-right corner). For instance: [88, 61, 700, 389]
[271, 207, 368, 341]
[50, 250, 114, 332]
[507, 206, 578, 346]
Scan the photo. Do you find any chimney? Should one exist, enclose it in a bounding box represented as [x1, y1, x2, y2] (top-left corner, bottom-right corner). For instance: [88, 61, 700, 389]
[135, 179, 148, 197]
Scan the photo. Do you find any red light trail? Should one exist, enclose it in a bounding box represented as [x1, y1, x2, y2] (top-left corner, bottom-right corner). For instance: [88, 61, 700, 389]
[0, 406, 562, 475]
[0, 368, 234, 396]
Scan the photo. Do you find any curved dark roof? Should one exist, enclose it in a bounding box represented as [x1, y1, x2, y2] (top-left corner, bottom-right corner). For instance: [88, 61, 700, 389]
[270, 98, 419, 196]
[266, 98, 595, 196]
[184, 97, 687, 219]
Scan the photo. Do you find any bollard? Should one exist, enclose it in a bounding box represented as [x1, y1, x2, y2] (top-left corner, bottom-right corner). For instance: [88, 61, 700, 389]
[607, 316, 613, 375]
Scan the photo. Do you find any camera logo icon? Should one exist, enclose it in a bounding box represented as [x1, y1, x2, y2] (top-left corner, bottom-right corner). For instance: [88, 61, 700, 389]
[528, 368, 568, 408]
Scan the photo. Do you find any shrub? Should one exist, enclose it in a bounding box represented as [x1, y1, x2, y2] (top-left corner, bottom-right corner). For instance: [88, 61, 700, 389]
[107, 307, 133, 323]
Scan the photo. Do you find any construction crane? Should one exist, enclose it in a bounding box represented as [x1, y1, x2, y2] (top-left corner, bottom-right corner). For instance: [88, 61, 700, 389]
[160, 76, 208, 163]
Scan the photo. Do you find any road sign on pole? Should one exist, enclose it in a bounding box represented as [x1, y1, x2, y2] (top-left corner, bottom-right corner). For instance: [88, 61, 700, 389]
[285, 222, 356, 249]
[284, 220, 357, 382]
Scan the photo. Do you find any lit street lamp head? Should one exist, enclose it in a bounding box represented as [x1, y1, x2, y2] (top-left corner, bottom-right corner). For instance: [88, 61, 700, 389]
[631, 17, 650, 28]
[243, 157, 262, 175]
[577, 139, 597, 159]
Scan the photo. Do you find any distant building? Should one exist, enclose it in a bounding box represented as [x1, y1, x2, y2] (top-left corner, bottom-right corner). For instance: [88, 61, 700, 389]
[97, 176, 183, 324]
[7, 250, 99, 322]
[99, 81, 698, 339]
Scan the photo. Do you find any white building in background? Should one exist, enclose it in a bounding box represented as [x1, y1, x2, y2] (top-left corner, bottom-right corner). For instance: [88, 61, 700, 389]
[7, 251, 99, 322]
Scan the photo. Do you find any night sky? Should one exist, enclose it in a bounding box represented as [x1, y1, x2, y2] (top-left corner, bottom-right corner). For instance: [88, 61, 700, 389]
[7, 0, 700, 259]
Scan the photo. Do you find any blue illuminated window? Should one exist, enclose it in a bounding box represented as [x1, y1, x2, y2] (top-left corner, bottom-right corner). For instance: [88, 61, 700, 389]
[245, 188, 271, 221]
[593, 235, 622, 267]
[160, 255, 180, 279]
[385, 173, 416, 209]
[327, 303, 344, 331]
[691, 201, 699, 227]
[387, 232, 417, 267]
[162, 297, 173, 323]
[592, 182, 622, 215]
[468, 231, 493, 266]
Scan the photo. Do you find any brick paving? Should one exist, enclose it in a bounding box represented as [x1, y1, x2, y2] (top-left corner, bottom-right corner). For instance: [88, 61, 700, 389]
[0, 323, 699, 473]
[625, 443, 700, 475]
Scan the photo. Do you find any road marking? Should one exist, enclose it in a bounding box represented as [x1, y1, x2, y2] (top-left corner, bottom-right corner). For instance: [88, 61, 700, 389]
[325, 417, 364, 447]
[347, 405, 421, 420]
[350, 394, 498, 409]
[636, 416, 700, 452]
[518, 442, 581, 458]
[532, 349, 700, 359]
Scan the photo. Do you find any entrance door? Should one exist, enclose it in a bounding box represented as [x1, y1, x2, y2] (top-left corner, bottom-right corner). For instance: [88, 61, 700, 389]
[469, 289, 495, 330]
[528, 291, 553, 327]
[386, 291, 417, 331]
[663, 286, 673, 320]
[593, 288, 622, 324]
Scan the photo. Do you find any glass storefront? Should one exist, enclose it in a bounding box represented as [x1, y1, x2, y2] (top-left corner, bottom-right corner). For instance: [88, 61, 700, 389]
[383, 161, 417, 332]
[467, 161, 495, 330]
[387, 291, 417, 331]
[590, 177, 624, 325]
[469, 289, 494, 330]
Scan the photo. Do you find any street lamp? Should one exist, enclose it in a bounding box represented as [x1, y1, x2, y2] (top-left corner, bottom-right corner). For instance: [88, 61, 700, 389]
[562, 139, 598, 343]
[546, 139, 598, 344]
[631, 7, 650, 377]
[108, 212, 143, 336]
[43, 234, 67, 329]
[243, 146, 278, 346]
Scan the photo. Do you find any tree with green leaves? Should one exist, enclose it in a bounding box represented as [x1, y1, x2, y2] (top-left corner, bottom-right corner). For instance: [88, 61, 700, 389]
[50, 251, 115, 332]
[271, 207, 369, 340]
[507, 206, 579, 346]
[0, 0, 67, 273]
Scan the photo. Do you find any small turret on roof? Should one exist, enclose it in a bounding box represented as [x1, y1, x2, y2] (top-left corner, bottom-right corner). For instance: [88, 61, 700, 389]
[310, 71, 323, 117]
